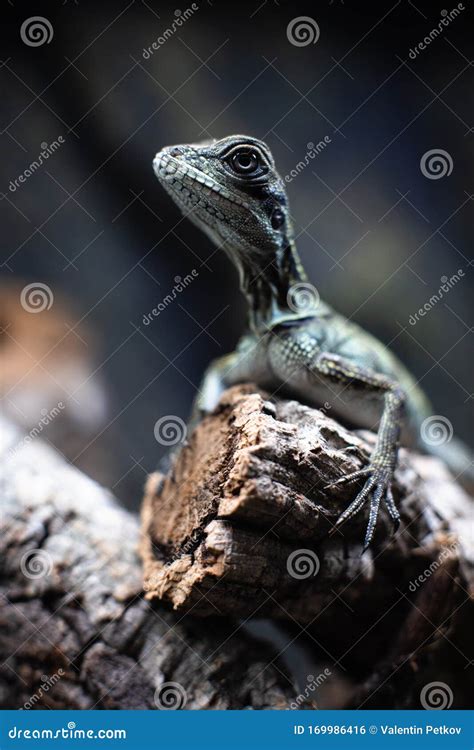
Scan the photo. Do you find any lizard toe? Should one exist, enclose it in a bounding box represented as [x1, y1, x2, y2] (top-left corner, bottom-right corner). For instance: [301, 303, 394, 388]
[325, 467, 372, 490]
[331, 463, 396, 550]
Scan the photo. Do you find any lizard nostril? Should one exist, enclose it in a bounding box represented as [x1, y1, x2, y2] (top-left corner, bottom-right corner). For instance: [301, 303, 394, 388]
[170, 147, 181, 158]
[271, 208, 285, 229]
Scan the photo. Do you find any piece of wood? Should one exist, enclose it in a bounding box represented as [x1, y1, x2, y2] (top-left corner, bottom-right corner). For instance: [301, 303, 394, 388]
[141, 384, 473, 641]
[140, 385, 474, 707]
[0, 416, 305, 710]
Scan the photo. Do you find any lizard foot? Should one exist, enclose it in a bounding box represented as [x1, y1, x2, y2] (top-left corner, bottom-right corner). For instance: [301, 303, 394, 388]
[329, 464, 400, 551]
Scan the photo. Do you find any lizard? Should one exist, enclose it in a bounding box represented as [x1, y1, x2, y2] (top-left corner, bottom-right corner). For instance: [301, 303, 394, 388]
[152, 134, 473, 550]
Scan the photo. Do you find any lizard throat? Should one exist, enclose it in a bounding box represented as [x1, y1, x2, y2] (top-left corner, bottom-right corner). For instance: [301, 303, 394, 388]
[234, 239, 309, 333]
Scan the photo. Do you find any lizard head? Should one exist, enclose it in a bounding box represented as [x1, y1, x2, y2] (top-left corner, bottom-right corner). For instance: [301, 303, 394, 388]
[153, 135, 308, 329]
[153, 135, 298, 279]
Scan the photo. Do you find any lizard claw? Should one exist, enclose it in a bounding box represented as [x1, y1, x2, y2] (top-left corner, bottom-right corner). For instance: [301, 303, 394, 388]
[325, 467, 372, 490]
[384, 485, 401, 533]
[330, 463, 398, 550]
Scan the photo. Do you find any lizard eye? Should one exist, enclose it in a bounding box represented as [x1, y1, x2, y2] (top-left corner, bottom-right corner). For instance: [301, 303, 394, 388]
[230, 149, 260, 175]
[222, 145, 270, 182]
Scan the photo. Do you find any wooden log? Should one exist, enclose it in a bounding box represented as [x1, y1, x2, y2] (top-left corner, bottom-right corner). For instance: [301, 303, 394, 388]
[140, 386, 474, 707]
[141, 385, 473, 631]
[0, 416, 306, 710]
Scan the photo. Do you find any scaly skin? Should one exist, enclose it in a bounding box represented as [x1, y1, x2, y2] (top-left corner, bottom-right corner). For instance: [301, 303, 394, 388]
[153, 135, 471, 550]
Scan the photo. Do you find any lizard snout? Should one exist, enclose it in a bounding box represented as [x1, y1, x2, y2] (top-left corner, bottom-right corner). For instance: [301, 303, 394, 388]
[153, 149, 181, 182]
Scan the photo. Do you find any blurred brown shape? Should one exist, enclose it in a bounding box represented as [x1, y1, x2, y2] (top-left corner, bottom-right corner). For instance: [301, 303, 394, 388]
[1, 281, 108, 481]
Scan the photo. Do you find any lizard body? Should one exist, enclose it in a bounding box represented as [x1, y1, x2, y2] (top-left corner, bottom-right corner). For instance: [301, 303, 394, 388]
[153, 134, 472, 549]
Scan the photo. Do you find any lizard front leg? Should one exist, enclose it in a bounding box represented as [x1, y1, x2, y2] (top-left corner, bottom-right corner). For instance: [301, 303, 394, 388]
[318, 354, 405, 549]
[188, 352, 241, 432]
[269, 335, 405, 550]
[157, 353, 240, 476]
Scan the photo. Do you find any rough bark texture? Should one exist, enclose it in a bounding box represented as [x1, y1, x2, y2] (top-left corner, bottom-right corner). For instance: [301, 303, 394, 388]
[0, 416, 306, 710]
[142, 386, 473, 616]
[141, 386, 473, 706]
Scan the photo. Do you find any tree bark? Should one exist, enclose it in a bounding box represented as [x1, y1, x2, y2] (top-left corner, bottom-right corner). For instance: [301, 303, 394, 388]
[0, 415, 306, 710]
[141, 385, 473, 707]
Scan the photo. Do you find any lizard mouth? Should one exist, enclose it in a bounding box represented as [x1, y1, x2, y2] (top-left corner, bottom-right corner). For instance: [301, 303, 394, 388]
[153, 151, 250, 212]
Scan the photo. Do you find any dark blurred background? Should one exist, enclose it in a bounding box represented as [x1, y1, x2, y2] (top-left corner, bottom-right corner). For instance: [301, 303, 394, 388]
[1, 0, 472, 510]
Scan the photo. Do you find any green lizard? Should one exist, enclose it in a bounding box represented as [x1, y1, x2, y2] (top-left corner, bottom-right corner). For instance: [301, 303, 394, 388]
[153, 134, 472, 550]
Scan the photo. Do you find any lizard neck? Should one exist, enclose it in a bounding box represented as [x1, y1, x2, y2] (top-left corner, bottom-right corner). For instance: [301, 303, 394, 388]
[232, 238, 309, 333]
